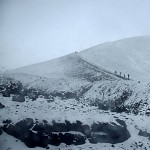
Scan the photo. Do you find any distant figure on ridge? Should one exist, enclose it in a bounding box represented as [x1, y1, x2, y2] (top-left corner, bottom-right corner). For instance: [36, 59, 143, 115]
[128, 74, 130, 80]
[114, 71, 117, 75]
[124, 74, 126, 79]
[120, 72, 122, 77]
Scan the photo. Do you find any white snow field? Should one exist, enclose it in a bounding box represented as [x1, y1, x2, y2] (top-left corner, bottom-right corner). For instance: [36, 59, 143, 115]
[1, 36, 150, 149]
[80, 36, 150, 82]
[0, 95, 150, 150]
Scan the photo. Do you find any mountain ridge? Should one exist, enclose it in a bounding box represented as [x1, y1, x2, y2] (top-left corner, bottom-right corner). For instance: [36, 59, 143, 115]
[2, 36, 150, 116]
[1, 36, 150, 149]
[5, 35, 150, 82]
[80, 35, 150, 82]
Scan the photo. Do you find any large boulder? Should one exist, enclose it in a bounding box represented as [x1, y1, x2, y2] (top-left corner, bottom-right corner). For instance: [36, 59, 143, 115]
[0, 102, 5, 109]
[2, 118, 130, 148]
[89, 119, 130, 144]
[138, 130, 150, 140]
[3, 118, 34, 140]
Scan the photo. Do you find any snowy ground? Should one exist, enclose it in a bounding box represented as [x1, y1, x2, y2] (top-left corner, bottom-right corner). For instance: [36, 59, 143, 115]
[1, 36, 150, 149]
[0, 95, 117, 127]
[1, 95, 150, 150]
[79, 36, 150, 82]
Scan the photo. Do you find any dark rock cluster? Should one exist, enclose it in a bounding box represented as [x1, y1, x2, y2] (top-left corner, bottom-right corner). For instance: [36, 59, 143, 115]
[2, 118, 130, 148]
[0, 102, 5, 108]
[138, 130, 150, 140]
[0, 78, 78, 102]
[92, 90, 133, 113]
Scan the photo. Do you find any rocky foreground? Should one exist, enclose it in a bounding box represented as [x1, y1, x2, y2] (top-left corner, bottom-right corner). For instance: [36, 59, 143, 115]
[0, 78, 150, 150]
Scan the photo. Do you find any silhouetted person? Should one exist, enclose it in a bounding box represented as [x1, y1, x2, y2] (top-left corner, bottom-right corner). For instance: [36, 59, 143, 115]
[114, 71, 117, 75]
[128, 74, 130, 80]
[124, 74, 126, 78]
[120, 72, 121, 77]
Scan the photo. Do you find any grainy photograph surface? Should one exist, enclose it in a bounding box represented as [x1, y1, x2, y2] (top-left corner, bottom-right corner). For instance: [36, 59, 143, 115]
[1, 0, 150, 150]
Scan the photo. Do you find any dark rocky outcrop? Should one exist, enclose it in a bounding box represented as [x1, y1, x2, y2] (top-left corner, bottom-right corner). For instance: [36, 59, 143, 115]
[138, 130, 150, 140]
[12, 94, 25, 102]
[2, 119, 12, 124]
[3, 118, 33, 140]
[0, 78, 79, 101]
[0, 128, 2, 135]
[0, 80, 23, 97]
[0, 102, 5, 108]
[27, 89, 39, 101]
[89, 119, 130, 144]
[92, 90, 132, 113]
[1, 89, 11, 97]
[2, 118, 130, 148]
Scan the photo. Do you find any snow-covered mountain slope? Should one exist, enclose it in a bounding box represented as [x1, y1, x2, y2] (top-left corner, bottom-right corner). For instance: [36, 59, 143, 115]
[7, 52, 117, 81]
[79, 36, 150, 82]
[1, 36, 150, 150]
[2, 36, 150, 114]
[6, 36, 150, 84]
[4, 53, 118, 93]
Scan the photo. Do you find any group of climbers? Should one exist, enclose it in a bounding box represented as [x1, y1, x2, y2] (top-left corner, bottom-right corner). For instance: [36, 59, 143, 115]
[114, 71, 130, 80]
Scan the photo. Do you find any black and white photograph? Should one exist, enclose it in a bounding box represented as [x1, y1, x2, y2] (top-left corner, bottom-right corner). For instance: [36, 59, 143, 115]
[1, 0, 150, 149]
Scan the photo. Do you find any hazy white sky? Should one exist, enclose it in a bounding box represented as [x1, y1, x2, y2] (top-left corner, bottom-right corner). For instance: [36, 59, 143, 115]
[1, 0, 150, 69]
